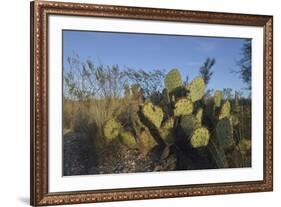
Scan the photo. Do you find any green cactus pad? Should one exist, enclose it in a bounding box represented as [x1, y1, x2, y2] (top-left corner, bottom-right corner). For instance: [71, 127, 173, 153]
[219, 100, 231, 120]
[119, 131, 137, 148]
[140, 129, 157, 150]
[142, 102, 164, 128]
[180, 115, 195, 139]
[214, 90, 222, 107]
[174, 98, 193, 117]
[164, 68, 182, 92]
[207, 138, 228, 168]
[162, 118, 174, 129]
[190, 127, 210, 148]
[195, 108, 203, 127]
[189, 76, 205, 102]
[103, 119, 122, 141]
[216, 117, 234, 149]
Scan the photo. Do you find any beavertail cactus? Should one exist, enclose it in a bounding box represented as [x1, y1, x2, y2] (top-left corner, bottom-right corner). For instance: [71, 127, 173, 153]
[174, 98, 193, 117]
[190, 127, 210, 148]
[189, 76, 205, 102]
[219, 100, 231, 120]
[103, 119, 122, 141]
[214, 90, 222, 107]
[164, 68, 182, 92]
[216, 117, 234, 149]
[142, 102, 163, 128]
[119, 131, 137, 148]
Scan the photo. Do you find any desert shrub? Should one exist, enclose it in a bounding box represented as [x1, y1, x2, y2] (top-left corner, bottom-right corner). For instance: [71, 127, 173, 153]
[88, 98, 124, 131]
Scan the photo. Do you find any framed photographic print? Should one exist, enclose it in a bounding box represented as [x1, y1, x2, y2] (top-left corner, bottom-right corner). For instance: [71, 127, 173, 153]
[30, 0, 273, 206]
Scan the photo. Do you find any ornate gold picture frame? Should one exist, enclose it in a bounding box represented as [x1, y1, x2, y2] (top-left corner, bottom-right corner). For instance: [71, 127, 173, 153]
[30, 0, 273, 206]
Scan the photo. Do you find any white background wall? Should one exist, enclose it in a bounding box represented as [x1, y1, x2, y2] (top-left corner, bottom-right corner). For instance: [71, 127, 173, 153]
[0, 0, 279, 206]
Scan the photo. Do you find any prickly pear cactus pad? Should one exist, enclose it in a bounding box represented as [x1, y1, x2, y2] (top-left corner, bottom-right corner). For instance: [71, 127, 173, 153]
[164, 68, 182, 92]
[103, 118, 122, 141]
[162, 118, 174, 129]
[216, 117, 234, 149]
[190, 127, 210, 148]
[214, 90, 222, 107]
[119, 131, 137, 148]
[189, 76, 205, 102]
[207, 139, 228, 168]
[174, 98, 193, 117]
[236, 138, 251, 155]
[180, 115, 195, 139]
[142, 102, 163, 128]
[219, 100, 231, 120]
[140, 129, 157, 150]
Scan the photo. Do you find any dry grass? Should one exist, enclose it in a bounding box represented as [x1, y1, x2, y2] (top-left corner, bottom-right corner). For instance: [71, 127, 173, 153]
[63, 97, 135, 149]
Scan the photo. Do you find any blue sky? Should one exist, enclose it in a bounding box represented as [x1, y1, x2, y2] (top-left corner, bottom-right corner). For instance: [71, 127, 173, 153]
[63, 30, 250, 95]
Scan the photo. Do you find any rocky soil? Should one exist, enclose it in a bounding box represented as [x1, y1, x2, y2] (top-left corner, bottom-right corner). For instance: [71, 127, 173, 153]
[63, 132, 215, 176]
